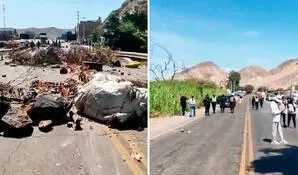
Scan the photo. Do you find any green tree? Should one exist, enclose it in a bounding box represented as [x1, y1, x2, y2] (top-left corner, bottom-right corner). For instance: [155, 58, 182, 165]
[94, 11, 147, 53]
[243, 84, 254, 93]
[228, 71, 241, 92]
[65, 31, 76, 41]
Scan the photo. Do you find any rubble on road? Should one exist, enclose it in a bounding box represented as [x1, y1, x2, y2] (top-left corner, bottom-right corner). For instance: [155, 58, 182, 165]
[0, 98, 10, 118]
[27, 94, 71, 124]
[1, 105, 32, 129]
[0, 45, 147, 136]
[75, 73, 147, 129]
[38, 120, 53, 132]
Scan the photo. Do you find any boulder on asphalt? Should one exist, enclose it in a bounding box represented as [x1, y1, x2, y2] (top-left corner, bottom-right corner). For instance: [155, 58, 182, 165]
[60, 67, 68, 74]
[0, 99, 10, 118]
[38, 120, 53, 132]
[1, 105, 32, 129]
[74, 73, 147, 129]
[27, 94, 70, 124]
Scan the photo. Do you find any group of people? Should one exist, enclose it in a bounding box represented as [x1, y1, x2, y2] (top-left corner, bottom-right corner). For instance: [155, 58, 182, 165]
[180, 96, 197, 117]
[275, 95, 297, 129]
[180, 94, 237, 117]
[251, 93, 265, 110]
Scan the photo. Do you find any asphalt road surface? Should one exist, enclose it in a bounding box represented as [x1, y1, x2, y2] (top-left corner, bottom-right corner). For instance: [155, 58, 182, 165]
[0, 124, 133, 175]
[150, 97, 298, 175]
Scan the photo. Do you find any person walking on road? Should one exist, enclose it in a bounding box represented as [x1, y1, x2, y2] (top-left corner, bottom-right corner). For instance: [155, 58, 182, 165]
[239, 95, 243, 104]
[180, 96, 188, 116]
[281, 97, 288, 127]
[230, 95, 236, 113]
[187, 96, 196, 117]
[252, 95, 255, 109]
[203, 95, 211, 116]
[271, 96, 288, 144]
[255, 95, 260, 110]
[287, 100, 296, 128]
[220, 96, 226, 113]
[211, 94, 217, 114]
[260, 96, 264, 108]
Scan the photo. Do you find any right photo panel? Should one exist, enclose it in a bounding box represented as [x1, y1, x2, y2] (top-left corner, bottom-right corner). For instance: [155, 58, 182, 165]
[150, 1, 298, 175]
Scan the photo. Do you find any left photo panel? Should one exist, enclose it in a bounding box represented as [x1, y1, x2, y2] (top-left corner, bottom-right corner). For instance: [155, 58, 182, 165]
[0, 0, 148, 175]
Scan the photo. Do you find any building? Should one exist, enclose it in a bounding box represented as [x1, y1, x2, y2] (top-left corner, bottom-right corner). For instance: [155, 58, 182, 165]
[39, 33, 48, 46]
[0, 28, 16, 41]
[77, 17, 101, 43]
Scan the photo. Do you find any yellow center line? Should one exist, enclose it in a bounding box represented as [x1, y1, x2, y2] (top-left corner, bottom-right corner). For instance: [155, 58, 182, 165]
[103, 127, 146, 175]
[239, 98, 255, 175]
[239, 101, 248, 175]
[248, 103, 255, 175]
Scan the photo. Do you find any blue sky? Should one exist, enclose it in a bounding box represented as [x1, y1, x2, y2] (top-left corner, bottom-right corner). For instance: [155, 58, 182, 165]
[2, 0, 124, 29]
[150, 0, 298, 77]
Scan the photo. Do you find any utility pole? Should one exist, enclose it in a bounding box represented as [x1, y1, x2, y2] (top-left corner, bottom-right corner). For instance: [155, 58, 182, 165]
[3, 2, 5, 28]
[82, 17, 86, 44]
[77, 11, 80, 43]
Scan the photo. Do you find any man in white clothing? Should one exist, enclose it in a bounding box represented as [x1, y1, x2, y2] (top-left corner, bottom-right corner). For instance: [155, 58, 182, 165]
[187, 96, 196, 117]
[271, 96, 288, 144]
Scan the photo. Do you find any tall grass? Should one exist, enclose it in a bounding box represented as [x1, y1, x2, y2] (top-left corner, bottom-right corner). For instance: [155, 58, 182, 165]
[150, 80, 226, 117]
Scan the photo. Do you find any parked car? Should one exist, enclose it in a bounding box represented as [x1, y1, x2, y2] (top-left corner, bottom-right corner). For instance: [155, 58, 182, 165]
[217, 95, 233, 108]
[266, 94, 275, 101]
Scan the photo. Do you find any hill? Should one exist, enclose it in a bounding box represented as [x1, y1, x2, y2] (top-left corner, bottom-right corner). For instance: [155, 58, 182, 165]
[173, 61, 228, 87]
[172, 58, 298, 90]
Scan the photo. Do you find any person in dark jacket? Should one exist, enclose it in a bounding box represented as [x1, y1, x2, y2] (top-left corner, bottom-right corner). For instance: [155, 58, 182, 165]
[220, 95, 226, 113]
[252, 95, 255, 109]
[230, 95, 236, 113]
[260, 96, 264, 108]
[203, 95, 211, 116]
[180, 96, 188, 116]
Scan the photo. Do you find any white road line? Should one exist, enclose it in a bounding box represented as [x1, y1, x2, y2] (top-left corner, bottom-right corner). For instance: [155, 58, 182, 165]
[150, 116, 204, 140]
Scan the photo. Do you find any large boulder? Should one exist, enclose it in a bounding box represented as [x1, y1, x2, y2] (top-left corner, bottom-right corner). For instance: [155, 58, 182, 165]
[74, 73, 147, 129]
[27, 94, 70, 124]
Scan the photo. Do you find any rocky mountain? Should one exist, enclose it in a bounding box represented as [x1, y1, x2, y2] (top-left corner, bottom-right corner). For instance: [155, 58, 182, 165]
[17, 27, 73, 40]
[174, 59, 298, 90]
[173, 61, 228, 87]
[104, 0, 147, 24]
[239, 65, 270, 87]
[119, 0, 147, 16]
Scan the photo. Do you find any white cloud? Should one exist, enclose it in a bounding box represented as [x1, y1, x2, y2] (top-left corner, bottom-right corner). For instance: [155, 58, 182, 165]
[243, 30, 259, 37]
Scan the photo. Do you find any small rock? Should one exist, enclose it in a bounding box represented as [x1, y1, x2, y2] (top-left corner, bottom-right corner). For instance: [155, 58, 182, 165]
[60, 67, 68, 74]
[188, 130, 191, 133]
[38, 120, 53, 132]
[10, 63, 17, 67]
[121, 72, 124, 76]
[131, 153, 142, 162]
[75, 118, 82, 131]
[118, 70, 121, 72]
[112, 68, 117, 71]
[67, 122, 73, 128]
[180, 129, 185, 133]
[90, 126, 93, 130]
[2, 74, 6, 77]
